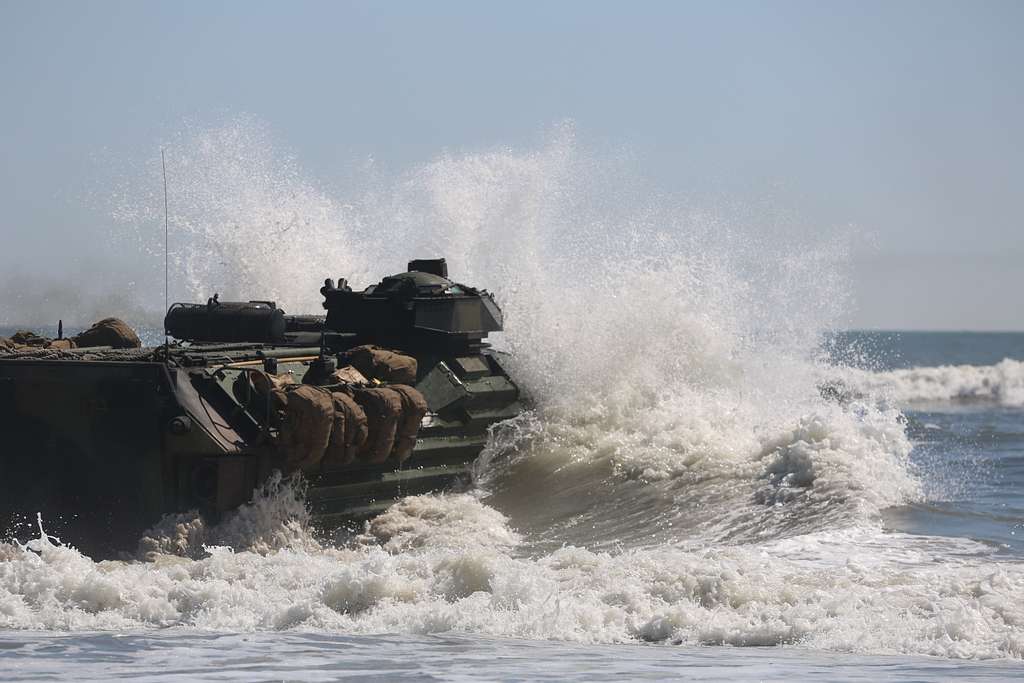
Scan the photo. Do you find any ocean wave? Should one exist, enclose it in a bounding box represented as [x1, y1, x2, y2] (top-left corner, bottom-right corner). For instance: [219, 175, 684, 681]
[838, 359, 1024, 407]
[476, 396, 917, 551]
[1, 498, 1021, 660]
[0, 118, 965, 659]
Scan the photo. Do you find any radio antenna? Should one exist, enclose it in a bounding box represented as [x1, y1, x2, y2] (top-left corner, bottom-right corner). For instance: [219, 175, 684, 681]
[161, 148, 169, 351]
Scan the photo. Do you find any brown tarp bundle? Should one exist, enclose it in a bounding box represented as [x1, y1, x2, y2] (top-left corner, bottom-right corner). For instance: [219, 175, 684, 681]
[72, 317, 141, 349]
[322, 391, 369, 470]
[338, 345, 417, 384]
[350, 386, 402, 463]
[277, 384, 334, 471]
[252, 369, 426, 472]
[389, 385, 428, 462]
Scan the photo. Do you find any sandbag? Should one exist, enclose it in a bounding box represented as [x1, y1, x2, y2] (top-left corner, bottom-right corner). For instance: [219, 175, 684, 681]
[278, 384, 334, 472]
[338, 345, 417, 384]
[350, 386, 402, 463]
[321, 391, 368, 470]
[389, 384, 428, 462]
[0, 337, 16, 351]
[72, 317, 141, 349]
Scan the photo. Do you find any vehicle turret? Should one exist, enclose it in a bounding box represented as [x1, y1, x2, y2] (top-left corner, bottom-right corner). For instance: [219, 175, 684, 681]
[320, 258, 502, 353]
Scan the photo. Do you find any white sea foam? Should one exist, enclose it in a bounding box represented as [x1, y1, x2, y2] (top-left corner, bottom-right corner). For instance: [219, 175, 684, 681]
[6, 118, 1008, 659]
[1, 500, 1022, 659]
[837, 359, 1024, 407]
[135, 473, 316, 561]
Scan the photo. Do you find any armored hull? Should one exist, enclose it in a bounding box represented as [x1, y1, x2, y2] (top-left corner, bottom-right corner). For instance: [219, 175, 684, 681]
[0, 260, 521, 557]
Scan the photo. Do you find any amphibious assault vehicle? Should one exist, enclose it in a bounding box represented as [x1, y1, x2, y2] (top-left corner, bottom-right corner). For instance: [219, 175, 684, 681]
[0, 259, 521, 557]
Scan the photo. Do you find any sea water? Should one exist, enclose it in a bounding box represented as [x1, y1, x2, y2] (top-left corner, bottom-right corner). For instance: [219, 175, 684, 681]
[1, 121, 1023, 680]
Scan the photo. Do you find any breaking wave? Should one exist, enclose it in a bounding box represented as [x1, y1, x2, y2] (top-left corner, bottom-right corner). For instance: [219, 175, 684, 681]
[2, 498, 1022, 659]
[5, 117, 1020, 660]
[838, 359, 1024, 407]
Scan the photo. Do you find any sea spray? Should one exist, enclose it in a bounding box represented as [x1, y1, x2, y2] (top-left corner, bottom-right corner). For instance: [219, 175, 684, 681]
[7, 118, 1014, 659]
[110, 117, 377, 313]
[122, 114, 917, 545]
[136, 473, 316, 561]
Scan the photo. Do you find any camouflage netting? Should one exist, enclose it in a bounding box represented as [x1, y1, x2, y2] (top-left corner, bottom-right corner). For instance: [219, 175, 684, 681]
[10, 330, 49, 347]
[0, 345, 159, 362]
[331, 366, 368, 384]
[0, 330, 69, 353]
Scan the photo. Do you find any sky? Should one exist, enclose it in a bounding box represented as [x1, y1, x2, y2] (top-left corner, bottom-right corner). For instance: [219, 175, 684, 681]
[1, 0, 1022, 330]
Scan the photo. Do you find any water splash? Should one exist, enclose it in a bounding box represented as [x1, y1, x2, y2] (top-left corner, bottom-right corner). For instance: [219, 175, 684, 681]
[105, 116, 922, 546]
[6, 118, 997, 659]
[136, 473, 315, 561]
